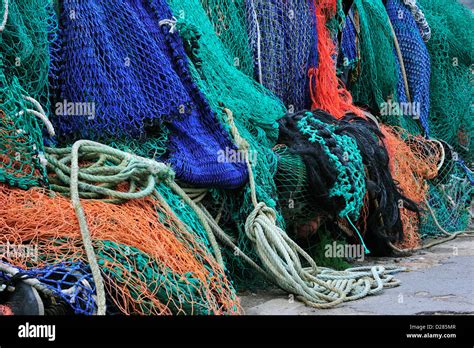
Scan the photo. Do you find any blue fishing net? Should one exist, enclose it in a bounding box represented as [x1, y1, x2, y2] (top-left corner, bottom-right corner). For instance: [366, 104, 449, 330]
[50, 0, 247, 188]
[386, 0, 431, 136]
[1, 262, 97, 315]
[340, 10, 359, 72]
[245, 0, 318, 111]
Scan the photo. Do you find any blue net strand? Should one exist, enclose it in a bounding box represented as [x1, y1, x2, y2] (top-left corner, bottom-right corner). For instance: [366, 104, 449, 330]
[245, 0, 317, 111]
[50, 0, 248, 189]
[1, 262, 97, 315]
[386, 0, 431, 136]
[341, 10, 359, 70]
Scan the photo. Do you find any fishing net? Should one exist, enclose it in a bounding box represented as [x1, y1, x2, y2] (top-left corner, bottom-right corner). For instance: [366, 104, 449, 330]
[0, 0, 56, 189]
[200, 0, 254, 77]
[401, 0, 431, 42]
[381, 125, 441, 248]
[309, 0, 363, 118]
[417, 0, 473, 162]
[0, 0, 55, 111]
[297, 113, 366, 220]
[51, 0, 248, 189]
[346, 0, 398, 112]
[0, 67, 48, 189]
[164, 0, 287, 286]
[386, 0, 431, 136]
[338, 0, 424, 135]
[273, 144, 316, 228]
[244, 0, 317, 111]
[0, 261, 97, 315]
[0, 182, 240, 315]
[419, 143, 473, 238]
[340, 8, 360, 74]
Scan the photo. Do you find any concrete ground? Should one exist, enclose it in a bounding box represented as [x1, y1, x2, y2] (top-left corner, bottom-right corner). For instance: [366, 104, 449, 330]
[240, 236, 474, 315]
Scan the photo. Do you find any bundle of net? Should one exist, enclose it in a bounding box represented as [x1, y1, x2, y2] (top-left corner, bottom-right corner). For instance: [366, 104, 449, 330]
[0, 0, 57, 190]
[337, 0, 424, 135]
[308, 0, 364, 118]
[385, 0, 431, 136]
[50, 0, 248, 189]
[417, 0, 473, 163]
[241, 0, 318, 111]
[0, 151, 241, 315]
[418, 141, 473, 238]
[199, 0, 254, 77]
[380, 125, 442, 249]
[0, 0, 56, 114]
[164, 0, 288, 288]
[277, 109, 419, 255]
[0, 61, 49, 190]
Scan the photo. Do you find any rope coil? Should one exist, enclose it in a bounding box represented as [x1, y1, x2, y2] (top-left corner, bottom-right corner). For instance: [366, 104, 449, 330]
[223, 107, 405, 308]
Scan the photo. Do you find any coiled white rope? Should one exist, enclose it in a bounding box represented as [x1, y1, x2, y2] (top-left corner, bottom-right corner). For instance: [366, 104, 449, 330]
[222, 107, 405, 308]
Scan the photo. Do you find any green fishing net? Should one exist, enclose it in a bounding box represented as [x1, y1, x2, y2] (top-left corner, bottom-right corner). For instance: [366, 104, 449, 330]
[418, 0, 473, 162]
[346, 0, 422, 135]
[0, 58, 48, 189]
[420, 158, 472, 238]
[200, 0, 254, 77]
[274, 145, 316, 228]
[349, 0, 398, 113]
[0, 0, 56, 189]
[165, 0, 287, 287]
[0, 0, 55, 112]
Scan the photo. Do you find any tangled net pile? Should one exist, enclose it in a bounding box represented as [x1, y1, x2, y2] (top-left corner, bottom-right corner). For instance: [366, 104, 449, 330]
[0, 0, 472, 315]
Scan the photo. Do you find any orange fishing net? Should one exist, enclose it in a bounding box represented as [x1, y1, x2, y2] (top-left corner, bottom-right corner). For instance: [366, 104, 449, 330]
[309, 0, 363, 118]
[381, 125, 441, 249]
[0, 184, 241, 315]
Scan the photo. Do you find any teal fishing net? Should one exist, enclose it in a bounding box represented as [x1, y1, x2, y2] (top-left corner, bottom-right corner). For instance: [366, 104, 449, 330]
[200, 0, 254, 77]
[164, 0, 287, 286]
[418, 0, 473, 162]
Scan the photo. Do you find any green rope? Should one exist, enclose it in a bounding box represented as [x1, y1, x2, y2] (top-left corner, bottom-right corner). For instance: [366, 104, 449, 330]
[44, 140, 229, 314]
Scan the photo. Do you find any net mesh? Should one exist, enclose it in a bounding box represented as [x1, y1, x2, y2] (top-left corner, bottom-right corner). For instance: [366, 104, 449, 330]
[381, 125, 441, 248]
[274, 144, 316, 227]
[0, 0, 55, 189]
[165, 0, 287, 286]
[417, 0, 473, 163]
[200, 0, 254, 77]
[309, 0, 363, 118]
[0, 72, 48, 189]
[348, 0, 399, 112]
[0, 0, 55, 111]
[386, 0, 431, 136]
[339, 0, 424, 135]
[244, 0, 317, 111]
[0, 184, 240, 315]
[419, 144, 472, 238]
[1, 261, 97, 315]
[50, 0, 248, 189]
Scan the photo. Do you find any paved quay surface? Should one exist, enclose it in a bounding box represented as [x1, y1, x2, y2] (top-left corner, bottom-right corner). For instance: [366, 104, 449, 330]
[240, 237, 474, 315]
